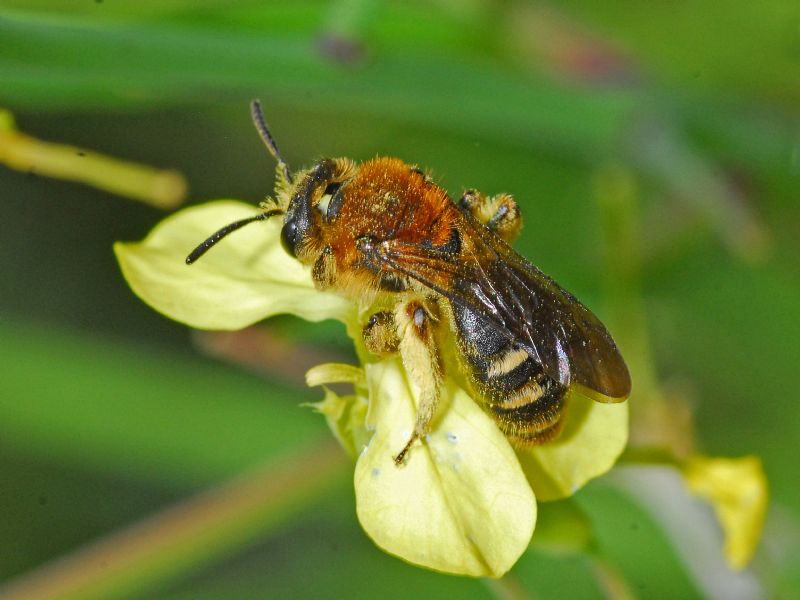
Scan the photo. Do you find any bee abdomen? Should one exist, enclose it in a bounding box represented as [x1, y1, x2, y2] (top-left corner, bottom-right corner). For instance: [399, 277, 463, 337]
[466, 345, 567, 444]
[453, 304, 567, 445]
[488, 374, 566, 445]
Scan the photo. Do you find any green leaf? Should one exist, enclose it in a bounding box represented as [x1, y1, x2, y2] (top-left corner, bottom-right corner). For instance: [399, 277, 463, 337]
[0, 8, 636, 155]
[529, 499, 594, 557]
[0, 319, 325, 485]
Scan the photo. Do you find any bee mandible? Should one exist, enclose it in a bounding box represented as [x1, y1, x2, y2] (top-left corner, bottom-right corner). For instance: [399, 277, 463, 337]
[188, 101, 632, 465]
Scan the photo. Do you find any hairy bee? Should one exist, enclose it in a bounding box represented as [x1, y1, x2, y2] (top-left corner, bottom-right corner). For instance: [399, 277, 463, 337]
[188, 101, 631, 465]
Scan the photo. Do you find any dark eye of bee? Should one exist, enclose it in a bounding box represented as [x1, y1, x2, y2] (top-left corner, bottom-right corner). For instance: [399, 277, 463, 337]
[280, 220, 298, 257]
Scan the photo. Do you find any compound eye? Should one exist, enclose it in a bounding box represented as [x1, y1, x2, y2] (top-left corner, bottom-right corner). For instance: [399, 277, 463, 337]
[280, 220, 298, 257]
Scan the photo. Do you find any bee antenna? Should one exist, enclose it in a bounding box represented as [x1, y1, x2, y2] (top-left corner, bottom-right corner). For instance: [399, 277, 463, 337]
[185, 209, 283, 265]
[250, 99, 292, 185]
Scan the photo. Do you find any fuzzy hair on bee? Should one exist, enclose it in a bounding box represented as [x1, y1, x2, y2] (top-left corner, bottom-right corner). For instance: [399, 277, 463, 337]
[188, 100, 632, 465]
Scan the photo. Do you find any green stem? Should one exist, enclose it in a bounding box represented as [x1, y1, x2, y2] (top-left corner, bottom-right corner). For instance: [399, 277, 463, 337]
[0, 438, 348, 600]
[0, 108, 186, 209]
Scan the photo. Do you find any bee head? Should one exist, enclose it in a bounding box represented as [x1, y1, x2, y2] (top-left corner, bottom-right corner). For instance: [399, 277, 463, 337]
[280, 159, 336, 259]
[186, 102, 353, 266]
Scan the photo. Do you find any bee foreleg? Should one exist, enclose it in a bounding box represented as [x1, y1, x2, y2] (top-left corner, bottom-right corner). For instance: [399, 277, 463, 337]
[393, 299, 442, 465]
[457, 189, 522, 243]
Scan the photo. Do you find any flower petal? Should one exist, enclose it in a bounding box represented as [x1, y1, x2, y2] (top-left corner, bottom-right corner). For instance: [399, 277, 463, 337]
[683, 455, 768, 569]
[114, 200, 354, 330]
[354, 359, 536, 578]
[306, 387, 370, 459]
[305, 363, 364, 387]
[517, 391, 628, 501]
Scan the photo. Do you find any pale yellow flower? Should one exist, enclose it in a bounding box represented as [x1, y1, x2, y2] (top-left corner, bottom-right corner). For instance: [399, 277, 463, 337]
[115, 200, 629, 577]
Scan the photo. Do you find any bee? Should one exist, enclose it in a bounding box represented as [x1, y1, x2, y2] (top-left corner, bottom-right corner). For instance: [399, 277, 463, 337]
[188, 101, 631, 465]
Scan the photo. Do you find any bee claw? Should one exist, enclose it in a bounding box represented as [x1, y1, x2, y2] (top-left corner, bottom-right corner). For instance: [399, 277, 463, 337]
[393, 433, 419, 466]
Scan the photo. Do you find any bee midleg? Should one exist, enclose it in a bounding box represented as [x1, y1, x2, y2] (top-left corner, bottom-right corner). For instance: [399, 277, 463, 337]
[457, 189, 522, 243]
[392, 297, 442, 465]
[362, 310, 400, 357]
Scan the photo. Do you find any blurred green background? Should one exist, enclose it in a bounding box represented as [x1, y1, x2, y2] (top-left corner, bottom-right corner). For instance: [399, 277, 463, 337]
[1, 1, 798, 599]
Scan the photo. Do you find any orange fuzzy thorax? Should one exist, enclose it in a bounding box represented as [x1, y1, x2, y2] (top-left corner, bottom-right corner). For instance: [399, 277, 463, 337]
[323, 157, 458, 279]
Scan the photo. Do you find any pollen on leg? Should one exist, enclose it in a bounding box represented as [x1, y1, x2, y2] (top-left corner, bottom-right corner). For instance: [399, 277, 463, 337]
[485, 193, 522, 242]
[363, 311, 400, 356]
[457, 189, 522, 243]
[393, 297, 443, 466]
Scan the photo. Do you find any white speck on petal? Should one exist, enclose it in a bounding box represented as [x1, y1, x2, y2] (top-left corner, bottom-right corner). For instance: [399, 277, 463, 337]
[372, 468, 381, 478]
[446, 432, 458, 444]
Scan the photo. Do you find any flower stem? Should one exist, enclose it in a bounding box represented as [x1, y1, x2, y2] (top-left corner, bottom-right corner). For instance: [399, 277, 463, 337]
[0, 438, 348, 600]
[0, 108, 187, 209]
[589, 555, 637, 600]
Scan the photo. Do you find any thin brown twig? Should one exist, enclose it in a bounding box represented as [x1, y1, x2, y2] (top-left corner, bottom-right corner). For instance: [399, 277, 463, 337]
[0, 438, 348, 600]
[482, 572, 539, 600]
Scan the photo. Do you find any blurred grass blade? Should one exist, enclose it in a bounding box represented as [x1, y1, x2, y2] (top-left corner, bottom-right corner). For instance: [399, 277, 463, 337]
[0, 439, 348, 600]
[0, 9, 636, 154]
[626, 116, 770, 262]
[0, 319, 327, 486]
[0, 108, 186, 208]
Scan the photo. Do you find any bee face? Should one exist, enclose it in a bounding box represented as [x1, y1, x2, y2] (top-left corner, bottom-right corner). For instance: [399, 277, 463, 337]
[279, 158, 345, 260]
[188, 101, 631, 465]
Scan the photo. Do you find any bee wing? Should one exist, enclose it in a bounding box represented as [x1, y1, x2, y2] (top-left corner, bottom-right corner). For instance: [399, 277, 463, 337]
[373, 218, 631, 402]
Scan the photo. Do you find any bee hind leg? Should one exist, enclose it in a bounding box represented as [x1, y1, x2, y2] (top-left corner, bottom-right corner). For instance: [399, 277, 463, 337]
[392, 299, 443, 465]
[458, 189, 522, 243]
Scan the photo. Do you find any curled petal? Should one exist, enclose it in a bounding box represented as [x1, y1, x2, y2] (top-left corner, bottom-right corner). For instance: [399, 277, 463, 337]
[517, 391, 629, 501]
[114, 200, 353, 330]
[306, 363, 369, 458]
[306, 387, 370, 459]
[354, 359, 536, 578]
[305, 363, 365, 387]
